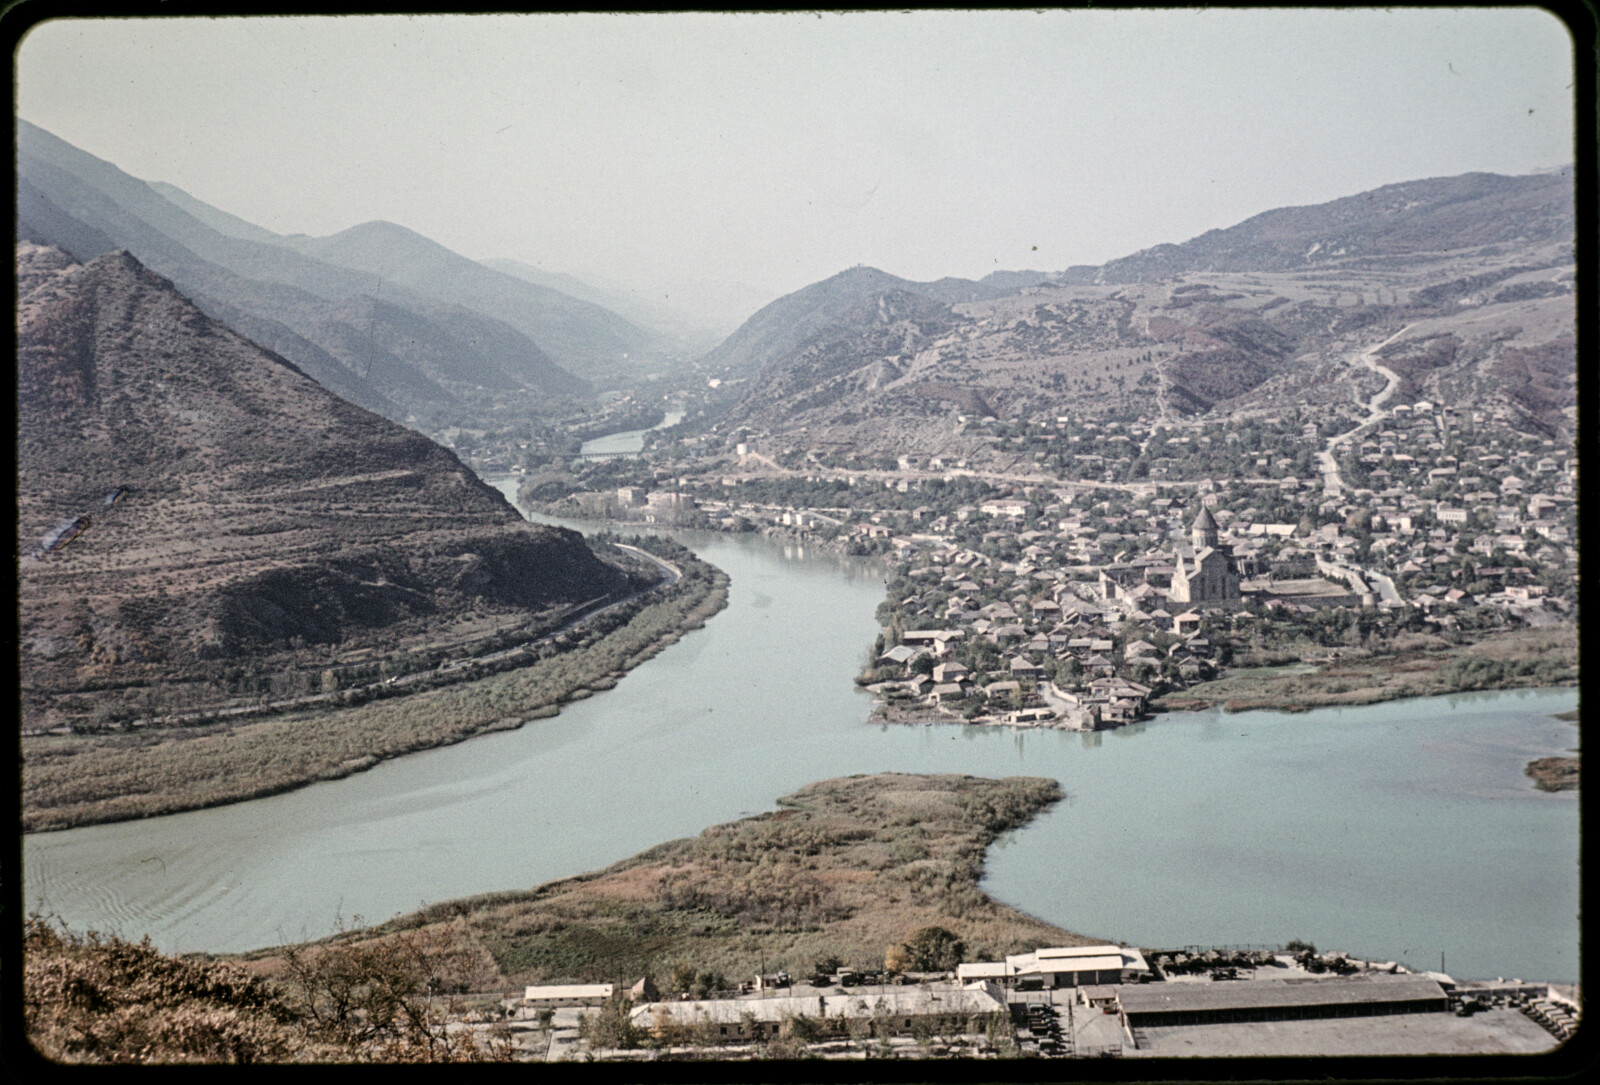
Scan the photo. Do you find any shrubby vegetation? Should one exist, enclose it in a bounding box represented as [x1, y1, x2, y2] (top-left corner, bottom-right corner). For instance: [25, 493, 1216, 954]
[275, 774, 1084, 998]
[22, 917, 510, 1063]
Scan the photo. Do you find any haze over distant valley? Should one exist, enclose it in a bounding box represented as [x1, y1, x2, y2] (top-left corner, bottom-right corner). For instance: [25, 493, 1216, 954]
[13, 10, 1581, 1066]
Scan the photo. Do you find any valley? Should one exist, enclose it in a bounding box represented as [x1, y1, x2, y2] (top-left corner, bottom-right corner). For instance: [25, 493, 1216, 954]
[15, 119, 1578, 1067]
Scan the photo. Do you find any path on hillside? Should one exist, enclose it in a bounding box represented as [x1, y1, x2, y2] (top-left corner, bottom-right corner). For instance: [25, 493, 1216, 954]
[1314, 324, 1412, 495]
[93, 544, 683, 735]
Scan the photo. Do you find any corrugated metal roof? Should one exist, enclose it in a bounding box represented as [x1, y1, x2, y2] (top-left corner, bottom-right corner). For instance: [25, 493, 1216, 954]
[1117, 976, 1446, 1015]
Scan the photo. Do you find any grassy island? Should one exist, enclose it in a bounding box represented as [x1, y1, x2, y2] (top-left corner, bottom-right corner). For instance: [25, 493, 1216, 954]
[24, 773, 1082, 1062]
[1524, 707, 1579, 792]
[236, 772, 1086, 991]
[1152, 626, 1577, 714]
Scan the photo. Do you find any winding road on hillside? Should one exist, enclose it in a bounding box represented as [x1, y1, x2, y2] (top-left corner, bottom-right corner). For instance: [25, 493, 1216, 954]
[1314, 324, 1412, 495]
[87, 543, 683, 735]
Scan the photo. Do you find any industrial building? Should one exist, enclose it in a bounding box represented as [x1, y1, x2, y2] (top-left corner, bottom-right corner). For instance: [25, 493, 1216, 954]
[955, 944, 1150, 989]
[522, 983, 615, 1008]
[629, 982, 1007, 1044]
[1115, 975, 1449, 1029]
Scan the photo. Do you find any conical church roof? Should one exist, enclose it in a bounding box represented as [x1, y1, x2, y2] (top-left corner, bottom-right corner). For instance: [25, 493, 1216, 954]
[1192, 505, 1218, 531]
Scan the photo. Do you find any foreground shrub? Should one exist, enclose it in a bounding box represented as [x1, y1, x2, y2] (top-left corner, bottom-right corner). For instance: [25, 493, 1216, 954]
[23, 916, 511, 1064]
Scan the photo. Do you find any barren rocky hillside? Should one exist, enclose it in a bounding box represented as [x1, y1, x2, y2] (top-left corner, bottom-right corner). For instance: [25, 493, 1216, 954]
[702, 170, 1575, 456]
[1095, 170, 1575, 282]
[16, 243, 628, 733]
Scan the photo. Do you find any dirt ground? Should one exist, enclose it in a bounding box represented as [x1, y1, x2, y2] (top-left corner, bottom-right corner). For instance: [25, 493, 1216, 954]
[1127, 1007, 1559, 1057]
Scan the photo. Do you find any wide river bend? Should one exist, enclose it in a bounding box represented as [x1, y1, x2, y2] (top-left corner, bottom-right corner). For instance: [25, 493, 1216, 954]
[22, 485, 1579, 983]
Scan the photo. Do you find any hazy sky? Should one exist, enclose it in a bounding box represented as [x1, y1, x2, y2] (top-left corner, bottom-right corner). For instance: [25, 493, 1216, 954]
[15, 10, 1577, 328]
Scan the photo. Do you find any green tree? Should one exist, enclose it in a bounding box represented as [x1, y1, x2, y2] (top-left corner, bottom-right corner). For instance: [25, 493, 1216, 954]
[577, 996, 639, 1051]
[667, 959, 697, 995]
[892, 926, 967, 972]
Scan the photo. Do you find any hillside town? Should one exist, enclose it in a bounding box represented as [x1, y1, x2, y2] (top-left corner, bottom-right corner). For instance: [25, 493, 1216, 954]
[524, 396, 1577, 728]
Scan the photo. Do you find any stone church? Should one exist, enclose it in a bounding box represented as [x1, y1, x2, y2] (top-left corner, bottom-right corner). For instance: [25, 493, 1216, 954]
[1170, 506, 1240, 604]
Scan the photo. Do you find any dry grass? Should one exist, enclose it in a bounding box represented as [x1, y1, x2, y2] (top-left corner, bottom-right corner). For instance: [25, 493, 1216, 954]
[241, 773, 1090, 992]
[1159, 625, 1577, 714]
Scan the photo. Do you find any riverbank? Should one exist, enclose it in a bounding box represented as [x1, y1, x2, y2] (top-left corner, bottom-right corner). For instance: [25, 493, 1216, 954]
[1151, 626, 1577, 715]
[21, 543, 729, 833]
[234, 773, 1091, 990]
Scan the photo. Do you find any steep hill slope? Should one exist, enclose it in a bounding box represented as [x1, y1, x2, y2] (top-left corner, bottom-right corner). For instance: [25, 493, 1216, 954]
[701, 169, 1574, 454]
[698, 266, 1026, 379]
[1096, 170, 1575, 282]
[16, 243, 629, 733]
[16, 120, 591, 421]
[279, 221, 661, 381]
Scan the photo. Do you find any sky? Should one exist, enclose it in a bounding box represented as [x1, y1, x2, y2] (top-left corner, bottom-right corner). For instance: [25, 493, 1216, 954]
[13, 9, 1578, 330]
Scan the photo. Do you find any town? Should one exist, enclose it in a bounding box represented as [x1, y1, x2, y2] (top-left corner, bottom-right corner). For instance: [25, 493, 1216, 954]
[513, 394, 1578, 730]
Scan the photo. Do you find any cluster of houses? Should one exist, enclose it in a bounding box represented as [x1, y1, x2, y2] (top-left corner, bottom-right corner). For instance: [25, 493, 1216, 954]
[524, 395, 1572, 724]
[683, 405, 1574, 721]
[863, 508, 1258, 728]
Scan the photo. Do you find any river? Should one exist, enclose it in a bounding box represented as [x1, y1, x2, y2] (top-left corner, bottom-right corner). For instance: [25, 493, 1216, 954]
[579, 407, 684, 457]
[21, 486, 1580, 983]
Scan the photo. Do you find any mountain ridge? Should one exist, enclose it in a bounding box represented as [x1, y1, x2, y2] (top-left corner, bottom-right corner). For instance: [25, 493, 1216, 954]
[1093, 169, 1575, 282]
[697, 167, 1574, 449]
[698, 265, 1029, 380]
[275, 219, 661, 379]
[16, 242, 629, 732]
[14, 120, 647, 421]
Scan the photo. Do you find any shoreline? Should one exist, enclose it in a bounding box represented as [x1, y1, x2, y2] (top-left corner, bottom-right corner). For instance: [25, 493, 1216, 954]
[871, 675, 1579, 794]
[235, 773, 1090, 985]
[21, 546, 730, 834]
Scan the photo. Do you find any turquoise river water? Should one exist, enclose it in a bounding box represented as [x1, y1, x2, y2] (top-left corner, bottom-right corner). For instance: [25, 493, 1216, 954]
[21, 485, 1579, 983]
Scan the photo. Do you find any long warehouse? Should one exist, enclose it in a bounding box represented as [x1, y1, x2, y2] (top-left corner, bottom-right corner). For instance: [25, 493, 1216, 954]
[1116, 975, 1449, 1028]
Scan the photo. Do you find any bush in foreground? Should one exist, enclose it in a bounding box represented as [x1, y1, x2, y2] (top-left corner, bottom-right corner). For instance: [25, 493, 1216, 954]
[22, 916, 511, 1064]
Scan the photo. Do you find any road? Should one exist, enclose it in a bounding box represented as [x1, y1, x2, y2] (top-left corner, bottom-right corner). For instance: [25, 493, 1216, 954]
[1315, 324, 1412, 495]
[115, 543, 683, 733]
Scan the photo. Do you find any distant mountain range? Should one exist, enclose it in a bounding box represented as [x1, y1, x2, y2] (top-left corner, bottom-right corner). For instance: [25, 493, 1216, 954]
[1088, 170, 1576, 282]
[701, 169, 1574, 446]
[15, 120, 672, 423]
[481, 257, 725, 355]
[16, 241, 629, 733]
